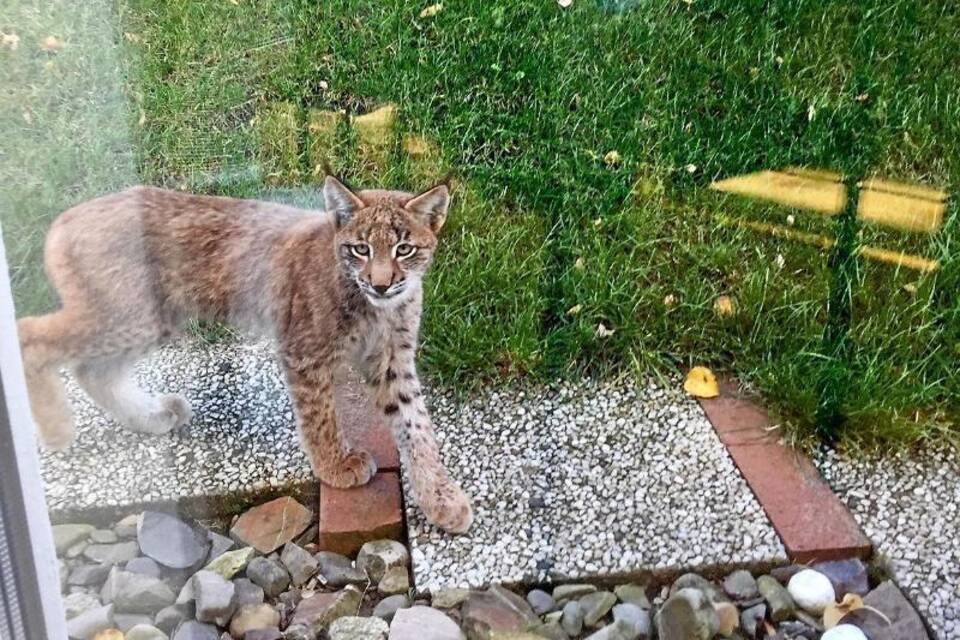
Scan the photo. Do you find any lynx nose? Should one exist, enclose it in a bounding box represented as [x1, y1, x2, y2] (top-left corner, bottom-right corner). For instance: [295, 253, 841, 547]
[372, 283, 390, 296]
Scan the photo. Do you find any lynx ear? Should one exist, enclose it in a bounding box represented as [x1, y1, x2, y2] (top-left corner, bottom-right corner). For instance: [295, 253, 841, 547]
[324, 175, 364, 227]
[405, 184, 450, 233]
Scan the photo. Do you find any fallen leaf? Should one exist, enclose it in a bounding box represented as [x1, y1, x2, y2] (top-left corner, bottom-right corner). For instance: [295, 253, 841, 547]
[420, 3, 443, 18]
[566, 304, 583, 316]
[592, 217, 603, 228]
[663, 293, 677, 308]
[685, 163, 697, 174]
[596, 322, 615, 338]
[786, 213, 796, 225]
[775, 253, 786, 269]
[40, 35, 62, 52]
[1, 31, 20, 51]
[22, 110, 32, 125]
[823, 594, 863, 629]
[713, 295, 736, 317]
[684, 366, 719, 399]
[574, 257, 586, 270]
[902, 282, 918, 295]
[558, 0, 573, 7]
[123, 32, 141, 43]
[603, 150, 622, 166]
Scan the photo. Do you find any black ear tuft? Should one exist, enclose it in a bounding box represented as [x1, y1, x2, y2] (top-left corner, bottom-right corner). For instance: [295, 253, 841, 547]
[324, 175, 364, 227]
[405, 184, 450, 233]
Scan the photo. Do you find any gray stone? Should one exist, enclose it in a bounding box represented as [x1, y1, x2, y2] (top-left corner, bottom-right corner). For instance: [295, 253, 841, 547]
[228, 603, 280, 638]
[757, 575, 796, 622]
[90, 529, 118, 544]
[172, 621, 219, 640]
[812, 558, 869, 598]
[280, 542, 319, 587]
[114, 514, 140, 539]
[316, 551, 367, 588]
[204, 546, 256, 579]
[138, 512, 210, 570]
[561, 600, 584, 636]
[62, 591, 102, 619]
[378, 565, 410, 595]
[614, 584, 650, 609]
[83, 541, 141, 565]
[580, 591, 617, 626]
[461, 585, 539, 638]
[289, 586, 363, 633]
[585, 619, 644, 640]
[68, 563, 112, 587]
[242, 629, 283, 640]
[153, 604, 192, 634]
[206, 531, 235, 563]
[670, 573, 725, 603]
[65, 603, 114, 640]
[374, 594, 410, 622]
[859, 580, 930, 640]
[389, 606, 465, 640]
[233, 577, 265, 607]
[106, 570, 176, 615]
[125, 557, 163, 579]
[114, 613, 154, 632]
[654, 589, 719, 640]
[125, 624, 169, 640]
[53, 524, 95, 554]
[530, 620, 568, 640]
[59, 558, 68, 590]
[66, 540, 90, 559]
[328, 615, 389, 640]
[245, 556, 290, 598]
[193, 570, 237, 626]
[431, 588, 471, 609]
[356, 540, 409, 582]
[553, 584, 597, 602]
[613, 603, 651, 638]
[526, 589, 556, 616]
[723, 570, 759, 601]
[740, 603, 766, 638]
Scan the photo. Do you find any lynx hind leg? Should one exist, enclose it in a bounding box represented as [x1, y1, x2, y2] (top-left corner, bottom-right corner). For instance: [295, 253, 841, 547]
[73, 358, 192, 435]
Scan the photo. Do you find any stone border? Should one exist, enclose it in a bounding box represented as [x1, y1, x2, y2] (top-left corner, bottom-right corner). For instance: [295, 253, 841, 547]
[697, 380, 872, 563]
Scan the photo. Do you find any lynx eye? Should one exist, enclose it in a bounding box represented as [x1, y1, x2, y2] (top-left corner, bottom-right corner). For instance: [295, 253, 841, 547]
[350, 243, 370, 258]
[395, 242, 416, 258]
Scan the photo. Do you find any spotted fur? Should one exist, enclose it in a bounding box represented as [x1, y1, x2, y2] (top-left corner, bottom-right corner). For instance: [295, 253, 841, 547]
[16, 177, 472, 533]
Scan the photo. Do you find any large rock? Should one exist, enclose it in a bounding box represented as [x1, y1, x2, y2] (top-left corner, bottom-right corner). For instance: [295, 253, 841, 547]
[740, 603, 766, 638]
[757, 575, 796, 622]
[125, 557, 163, 579]
[289, 586, 363, 635]
[526, 590, 555, 616]
[580, 591, 617, 627]
[317, 551, 367, 588]
[53, 524, 95, 555]
[137, 513, 210, 570]
[378, 566, 410, 595]
[612, 603, 650, 639]
[389, 606, 465, 640]
[812, 558, 869, 598]
[83, 542, 141, 566]
[171, 621, 218, 640]
[228, 603, 280, 638]
[654, 589, 718, 640]
[124, 624, 168, 640]
[233, 577, 265, 607]
[432, 588, 471, 609]
[561, 601, 584, 636]
[328, 615, 389, 640]
[230, 497, 313, 554]
[203, 546, 255, 579]
[553, 584, 596, 602]
[858, 580, 930, 640]
[356, 540, 409, 582]
[153, 604, 192, 634]
[205, 531, 235, 563]
[669, 574, 725, 603]
[245, 556, 290, 598]
[613, 584, 650, 610]
[281, 542, 320, 586]
[64, 592, 102, 620]
[109, 572, 176, 615]
[66, 603, 114, 640]
[374, 595, 410, 622]
[722, 570, 759, 601]
[193, 571, 236, 626]
[462, 585, 539, 639]
[68, 563, 112, 587]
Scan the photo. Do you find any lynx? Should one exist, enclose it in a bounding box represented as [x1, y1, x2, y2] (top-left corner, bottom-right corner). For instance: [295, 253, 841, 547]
[16, 177, 473, 533]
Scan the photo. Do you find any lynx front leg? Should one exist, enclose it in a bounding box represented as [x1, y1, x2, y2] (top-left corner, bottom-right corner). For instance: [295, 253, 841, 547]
[282, 351, 377, 488]
[373, 345, 473, 534]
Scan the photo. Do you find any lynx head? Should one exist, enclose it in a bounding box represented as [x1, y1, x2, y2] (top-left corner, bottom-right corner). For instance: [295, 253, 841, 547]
[324, 175, 449, 307]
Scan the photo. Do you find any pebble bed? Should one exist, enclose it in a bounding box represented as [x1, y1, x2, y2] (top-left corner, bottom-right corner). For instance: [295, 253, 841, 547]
[816, 446, 960, 640]
[41, 341, 314, 514]
[406, 379, 787, 592]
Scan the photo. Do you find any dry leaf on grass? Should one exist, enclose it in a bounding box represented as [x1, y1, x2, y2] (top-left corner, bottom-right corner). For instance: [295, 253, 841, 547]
[558, 0, 573, 6]
[40, 35, 63, 52]
[574, 257, 586, 270]
[2, 32, 20, 51]
[823, 593, 891, 630]
[713, 294, 736, 317]
[663, 293, 677, 308]
[420, 3, 443, 18]
[684, 366, 719, 398]
[596, 323, 615, 338]
[566, 304, 583, 316]
[604, 150, 622, 166]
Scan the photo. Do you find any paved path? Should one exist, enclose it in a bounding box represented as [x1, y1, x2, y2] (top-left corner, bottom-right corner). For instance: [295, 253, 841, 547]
[817, 447, 959, 640]
[406, 379, 787, 591]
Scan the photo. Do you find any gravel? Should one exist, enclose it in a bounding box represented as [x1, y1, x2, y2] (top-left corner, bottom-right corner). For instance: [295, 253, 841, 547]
[816, 446, 960, 640]
[405, 378, 787, 591]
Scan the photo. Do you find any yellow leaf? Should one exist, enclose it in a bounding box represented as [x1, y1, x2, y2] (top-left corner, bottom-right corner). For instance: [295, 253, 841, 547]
[713, 295, 736, 317]
[574, 257, 586, 270]
[684, 366, 719, 398]
[603, 150, 622, 167]
[823, 593, 863, 629]
[1, 31, 20, 51]
[566, 304, 583, 316]
[420, 3, 443, 18]
[40, 35, 62, 52]
[663, 293, 677, 308]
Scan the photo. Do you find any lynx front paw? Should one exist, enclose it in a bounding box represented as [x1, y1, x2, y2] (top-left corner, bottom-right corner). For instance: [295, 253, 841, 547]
[317, 449, 378, 488]
[126, 393, 192, 435]
[420, 480, 474, 534]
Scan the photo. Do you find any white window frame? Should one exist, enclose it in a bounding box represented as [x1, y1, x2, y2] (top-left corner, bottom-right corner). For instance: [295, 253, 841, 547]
[0, 222, 68, 639]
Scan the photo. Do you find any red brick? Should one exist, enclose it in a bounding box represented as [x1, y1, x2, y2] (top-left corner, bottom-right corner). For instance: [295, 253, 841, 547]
[335, 378, 400, 471]
[699, 380, 871, 563]
[318, 472, 403, 556]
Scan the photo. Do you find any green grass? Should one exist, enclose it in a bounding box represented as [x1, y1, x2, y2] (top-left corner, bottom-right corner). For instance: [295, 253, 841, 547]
[2, 0, 958, 448]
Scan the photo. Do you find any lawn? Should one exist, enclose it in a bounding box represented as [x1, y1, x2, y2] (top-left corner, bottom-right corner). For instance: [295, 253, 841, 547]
[1, 0, 957, 447]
